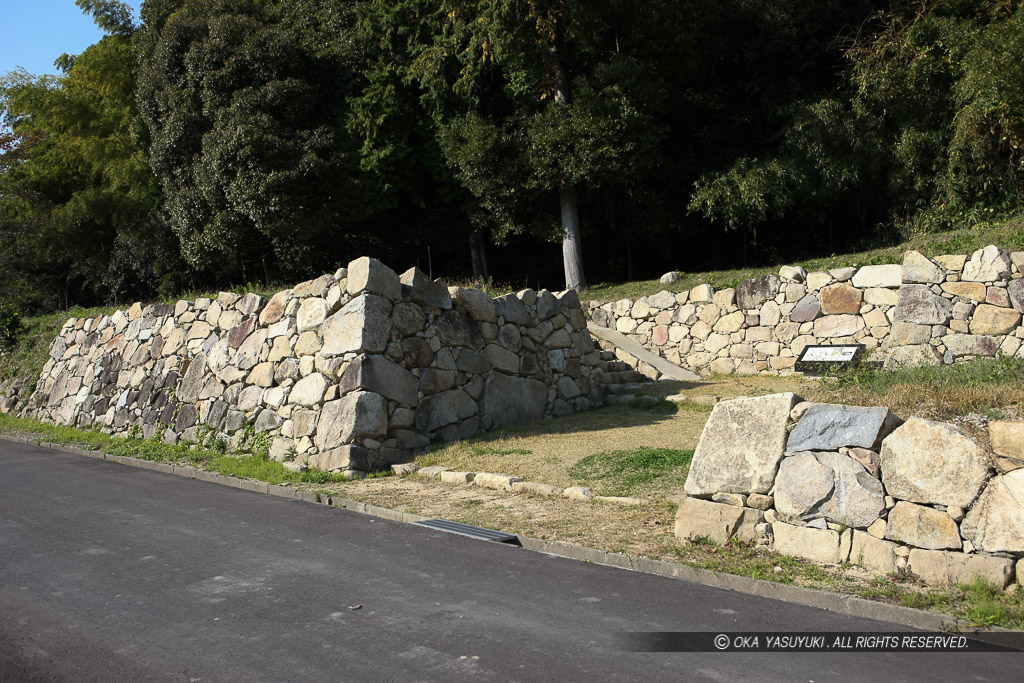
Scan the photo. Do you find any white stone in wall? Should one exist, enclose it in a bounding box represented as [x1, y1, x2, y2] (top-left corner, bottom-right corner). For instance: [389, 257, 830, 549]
[962, 245, 1012, 282]
[851, 264, 902, 289]
[759, 300, 781, 326]
[297, 298, 329, 332]
[647, 290, 677, 310]
[813, 314, 865, 338]
[690, 284, 714, 303]
[902, 250, 945, 284]
[806, 272, 832, 291]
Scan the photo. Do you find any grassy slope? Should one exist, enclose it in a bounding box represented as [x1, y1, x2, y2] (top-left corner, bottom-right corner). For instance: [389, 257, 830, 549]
[587, 217, 1024, 302]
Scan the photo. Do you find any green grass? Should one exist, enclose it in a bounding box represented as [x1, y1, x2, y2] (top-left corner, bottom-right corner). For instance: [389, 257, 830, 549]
[808, 354, 1024, 421]
[0, 305, 118, 386]
[567, 446, 693, 496]
[586, 218, 1024, 302]
[468, 445, 533, 456]
[0, 413, 366, 484]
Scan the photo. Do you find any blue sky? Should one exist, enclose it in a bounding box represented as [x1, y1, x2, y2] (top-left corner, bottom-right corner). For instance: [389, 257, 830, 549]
[1, 0, 143, 78]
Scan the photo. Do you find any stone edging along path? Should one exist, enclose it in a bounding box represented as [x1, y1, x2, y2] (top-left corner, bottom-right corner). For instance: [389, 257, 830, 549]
[3, 434, 1013, 637]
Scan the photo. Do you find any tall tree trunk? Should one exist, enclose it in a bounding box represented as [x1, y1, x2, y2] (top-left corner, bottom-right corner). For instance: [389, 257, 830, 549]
[561, 184, 586, 292]
[469, 229, 490, 285]
[551, 38, 586, 293]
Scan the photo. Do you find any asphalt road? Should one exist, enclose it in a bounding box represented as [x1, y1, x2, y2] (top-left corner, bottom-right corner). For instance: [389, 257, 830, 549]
[1, 440, 1019, 682]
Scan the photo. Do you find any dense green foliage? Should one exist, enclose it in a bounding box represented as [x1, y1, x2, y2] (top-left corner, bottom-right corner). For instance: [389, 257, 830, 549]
[1, 0, 1021, 312]
[690, 0, 1024, 250]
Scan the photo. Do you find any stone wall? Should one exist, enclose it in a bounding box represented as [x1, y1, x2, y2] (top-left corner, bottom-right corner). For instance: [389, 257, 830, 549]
[588, 245, 1024, 377]
[5, 257, 605, 476]
[676, 393, 1024, 589]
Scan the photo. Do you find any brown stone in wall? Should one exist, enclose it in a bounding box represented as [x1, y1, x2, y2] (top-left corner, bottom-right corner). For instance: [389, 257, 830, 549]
[819, 284, 863, 315]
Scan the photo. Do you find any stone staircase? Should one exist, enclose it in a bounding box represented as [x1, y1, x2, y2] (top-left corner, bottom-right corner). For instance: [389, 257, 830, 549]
[595, 350, 652, 405]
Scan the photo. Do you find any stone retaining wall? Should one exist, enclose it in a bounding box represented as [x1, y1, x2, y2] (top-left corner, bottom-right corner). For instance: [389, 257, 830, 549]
[2, 257, 606, 476]
[676, 393, 1024, 589]
[588, 245, 1024, 377]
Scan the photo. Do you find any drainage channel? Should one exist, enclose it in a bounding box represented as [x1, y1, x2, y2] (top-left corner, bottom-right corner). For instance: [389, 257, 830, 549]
[414, 518, 521, 545]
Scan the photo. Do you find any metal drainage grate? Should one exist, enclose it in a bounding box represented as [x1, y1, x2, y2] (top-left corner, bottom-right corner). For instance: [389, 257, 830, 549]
[414, 518, 520, 544]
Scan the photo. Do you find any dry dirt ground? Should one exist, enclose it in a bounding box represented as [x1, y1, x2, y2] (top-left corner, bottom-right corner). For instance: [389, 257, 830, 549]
[322, 375, 817, 565]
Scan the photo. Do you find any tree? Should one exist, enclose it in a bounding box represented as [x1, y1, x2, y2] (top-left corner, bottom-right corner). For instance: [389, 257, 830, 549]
[0, 1, 170, 309]
[136, 0, 368, 283]
[689, 0, 1024, 251]
[355, 0, 668, 292]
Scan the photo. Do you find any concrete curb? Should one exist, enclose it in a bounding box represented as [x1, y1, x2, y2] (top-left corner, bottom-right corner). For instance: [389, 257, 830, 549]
[2, 433, 1011, 636]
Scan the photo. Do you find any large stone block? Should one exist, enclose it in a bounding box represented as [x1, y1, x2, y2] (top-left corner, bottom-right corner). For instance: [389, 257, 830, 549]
[989, 420, 1024, 461]
[321, 294, 393, 356]
[908, 549, 1014, 589]
[480, 372, 547, 428]
[346, 256, 401, 300]
[684, 393, 801, 496]
[774, 452, 834, 520]
[339, 355, 418, 407]
[813, 314, 865, 338]
[893, 285, 952, 326]
[451, 287, 497, 323]
[902, 250, 945, 284]
[315, 391, 388, 450]
[400, 267, 452, 309]
[851, 264, 902, 289]
[775, 451, 885, 528]
[886, 322, 931, 346]
[819, 284, 863, 315]
[849, 531, 899, 575]
[313, 445, 372, 473]
[1008, 278, 1024, 314]
[962, 245, 1011, 282]
[772, 523, 843, 564]
[735, 274, 781, 310]
[493, 294, 533, 326]
[297, 297, 329, 333]
[942, 334, 999, 357]
[674, 496, 764, 545]
[435, 309, 485, 349]
[880, 417, 991, 508]
[884, 501, 962, 550]
[970, 304, 1021, 335]
[786, 404, 902, 452]
[789, 294, 821, 323]
[176, 352, 207, 403]
[289, 372, 330, 407]
[961, 470, 1024, 554]
[414, 389, 478, 432]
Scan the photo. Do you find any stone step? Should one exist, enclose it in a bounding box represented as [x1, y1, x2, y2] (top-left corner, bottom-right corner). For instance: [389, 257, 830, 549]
[587, 322, 701, 382]
[605, 371, 644, 385]
[603, 360, 635, 373]
[608, 393, 662, 405]
[608, 382, 644, 395]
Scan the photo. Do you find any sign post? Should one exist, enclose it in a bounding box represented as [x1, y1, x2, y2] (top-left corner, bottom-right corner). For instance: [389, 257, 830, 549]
[794, 344, 867, 376]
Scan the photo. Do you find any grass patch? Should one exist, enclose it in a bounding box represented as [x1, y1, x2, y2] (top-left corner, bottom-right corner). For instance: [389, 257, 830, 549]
[0, 412, 385, 485]
[0, 305, 117, 386]
[808, 355, 1024, 422]
[469, 445, 533, 456]
[567, 447, 693, 497]
[206, 453, 297, 484]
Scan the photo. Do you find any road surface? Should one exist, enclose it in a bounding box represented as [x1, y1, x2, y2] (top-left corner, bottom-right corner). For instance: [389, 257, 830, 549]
[1, 440, 1018, 681]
